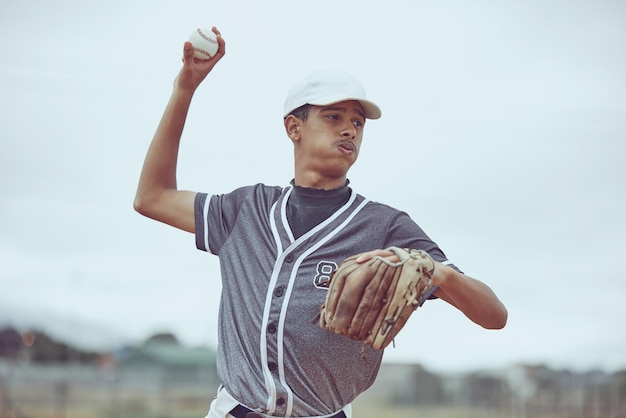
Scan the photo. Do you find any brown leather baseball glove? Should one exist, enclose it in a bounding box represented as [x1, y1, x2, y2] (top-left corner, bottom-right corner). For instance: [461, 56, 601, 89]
[318, 247, 435, 351]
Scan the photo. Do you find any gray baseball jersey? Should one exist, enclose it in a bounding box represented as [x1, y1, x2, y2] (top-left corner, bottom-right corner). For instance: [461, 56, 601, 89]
[194, 183, 458, 417]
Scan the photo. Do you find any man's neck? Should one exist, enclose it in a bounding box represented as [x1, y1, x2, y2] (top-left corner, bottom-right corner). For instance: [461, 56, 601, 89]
[293, 172, 348, 191]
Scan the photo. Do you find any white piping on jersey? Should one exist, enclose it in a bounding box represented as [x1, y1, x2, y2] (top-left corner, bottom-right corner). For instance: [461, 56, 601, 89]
[260, 186, 367, 417]
[280, 186, 296, 243]
[202, 195, 211, 252]
[260, 188, 291, 414]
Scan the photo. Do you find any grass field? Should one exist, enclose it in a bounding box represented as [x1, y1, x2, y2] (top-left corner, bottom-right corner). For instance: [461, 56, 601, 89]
[3, 396, 531, 418]
[352, 401, 505, 418]
[6, 404, 509, 418]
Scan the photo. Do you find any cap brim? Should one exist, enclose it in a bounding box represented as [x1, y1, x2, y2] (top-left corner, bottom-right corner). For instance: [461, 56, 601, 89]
[308, 95, 381, 120]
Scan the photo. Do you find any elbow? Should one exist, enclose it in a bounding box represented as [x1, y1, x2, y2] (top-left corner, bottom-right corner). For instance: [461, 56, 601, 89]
[485, 305, 508, 330]
[133, 193, 145, 215]
[133, 192, 155, 218]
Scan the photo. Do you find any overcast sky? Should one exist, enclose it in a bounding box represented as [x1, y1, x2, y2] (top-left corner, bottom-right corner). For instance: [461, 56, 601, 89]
[1, 0, 625, 374]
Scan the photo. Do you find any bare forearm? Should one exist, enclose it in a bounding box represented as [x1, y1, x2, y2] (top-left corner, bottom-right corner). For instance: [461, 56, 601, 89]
[134, 87, 194, 212]
[138, 87, 193, 191]
[433, 264, 508, 329]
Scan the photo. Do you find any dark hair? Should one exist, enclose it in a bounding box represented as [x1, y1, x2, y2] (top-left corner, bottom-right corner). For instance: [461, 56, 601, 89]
[286, 104, 312, 121]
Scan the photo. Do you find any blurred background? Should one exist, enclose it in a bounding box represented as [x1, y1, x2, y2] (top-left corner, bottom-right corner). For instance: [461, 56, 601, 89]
[1, 0, 625, 416]
[1, 328, 626, 417]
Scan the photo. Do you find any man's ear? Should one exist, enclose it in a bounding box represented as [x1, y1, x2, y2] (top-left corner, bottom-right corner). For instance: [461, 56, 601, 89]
[284, 115, 301, 142]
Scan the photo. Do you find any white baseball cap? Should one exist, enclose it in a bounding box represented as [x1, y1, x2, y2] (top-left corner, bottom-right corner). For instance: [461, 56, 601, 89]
[283, 70, 381, 120]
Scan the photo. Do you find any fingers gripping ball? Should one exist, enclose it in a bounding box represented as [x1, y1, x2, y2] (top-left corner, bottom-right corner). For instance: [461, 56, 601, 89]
[188, 28, 218, 60]
[318, 247, 435, 352]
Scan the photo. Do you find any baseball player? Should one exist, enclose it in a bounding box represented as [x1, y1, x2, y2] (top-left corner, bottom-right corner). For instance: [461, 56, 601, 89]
[134, 27, 507, 418]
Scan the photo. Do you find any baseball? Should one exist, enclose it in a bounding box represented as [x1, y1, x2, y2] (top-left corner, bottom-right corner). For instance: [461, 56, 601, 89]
[188, 28, 219, 60]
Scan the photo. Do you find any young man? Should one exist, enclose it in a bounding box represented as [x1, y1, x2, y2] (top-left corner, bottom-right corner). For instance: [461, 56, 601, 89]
[134, 28, 507, 418]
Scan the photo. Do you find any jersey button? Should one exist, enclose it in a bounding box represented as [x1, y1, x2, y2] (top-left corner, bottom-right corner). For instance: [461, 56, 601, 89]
[268, 361, 278, 372]
[285, 254, 294, 263]
[276, 398, 286, 407]
[267, 323, 277, 334]
[273, 286, 284, 297]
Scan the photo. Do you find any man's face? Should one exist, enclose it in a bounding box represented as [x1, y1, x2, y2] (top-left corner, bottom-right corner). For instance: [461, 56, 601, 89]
[297, 100, 366, 178]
